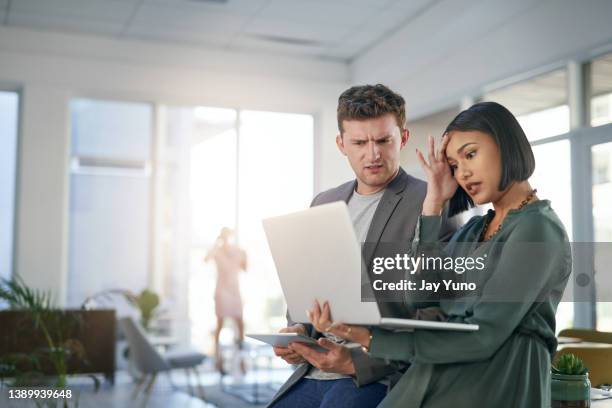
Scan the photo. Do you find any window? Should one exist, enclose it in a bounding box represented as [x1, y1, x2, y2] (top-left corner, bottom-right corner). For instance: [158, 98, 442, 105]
[530, 140, 573, 240]
[237, 110, 314, 334]
[531, 138, 574, 331]
[590, 52, 612, 127]
[167, 106, 239, 348]
[0, 91, 19, 282]
[592, 142, 612, 331]
[160, 106, 314, 352]
[482, 69, 569, 141]
[67, 99, 153, 306]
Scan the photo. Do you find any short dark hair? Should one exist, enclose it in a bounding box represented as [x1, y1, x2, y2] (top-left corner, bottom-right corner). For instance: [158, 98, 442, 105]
[445, 101, 535, 216]
[337, 84, 406, 133]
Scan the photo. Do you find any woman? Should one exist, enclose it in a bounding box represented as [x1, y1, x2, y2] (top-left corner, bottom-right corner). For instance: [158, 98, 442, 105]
[304, 102, 571, 407]
[205, 227, 247, 375]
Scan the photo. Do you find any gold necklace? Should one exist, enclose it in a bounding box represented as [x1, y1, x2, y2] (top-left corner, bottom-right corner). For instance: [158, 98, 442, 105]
[480, 189, 538, 242]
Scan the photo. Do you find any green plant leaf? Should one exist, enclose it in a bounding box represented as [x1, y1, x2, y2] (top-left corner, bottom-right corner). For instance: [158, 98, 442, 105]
[553, 353, 589, 375]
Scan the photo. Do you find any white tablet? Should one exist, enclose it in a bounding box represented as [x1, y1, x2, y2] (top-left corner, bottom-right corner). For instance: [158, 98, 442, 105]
[247, 333, 329, 353]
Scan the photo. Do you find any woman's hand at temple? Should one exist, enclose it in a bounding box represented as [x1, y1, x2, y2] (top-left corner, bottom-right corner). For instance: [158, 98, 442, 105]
[416, 133, 457, 216]
[307, 300, 372, 349]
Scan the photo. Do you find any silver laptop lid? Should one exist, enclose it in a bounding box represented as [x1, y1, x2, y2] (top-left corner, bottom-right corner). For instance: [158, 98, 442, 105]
[263, 201, 381, 325]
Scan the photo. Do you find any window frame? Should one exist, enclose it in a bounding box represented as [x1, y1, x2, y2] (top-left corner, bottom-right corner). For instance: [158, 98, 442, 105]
[0, 87, 22, 283]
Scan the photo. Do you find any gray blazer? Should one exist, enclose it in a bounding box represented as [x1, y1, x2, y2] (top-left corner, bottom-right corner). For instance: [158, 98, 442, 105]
[267, 167, 456, 406]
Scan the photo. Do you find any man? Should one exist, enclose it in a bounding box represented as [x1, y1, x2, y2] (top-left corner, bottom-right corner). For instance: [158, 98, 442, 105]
[268, 84, 456, 408]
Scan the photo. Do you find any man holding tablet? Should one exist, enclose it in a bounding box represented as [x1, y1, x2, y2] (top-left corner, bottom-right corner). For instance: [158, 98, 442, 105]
[268, 84, 456, 408]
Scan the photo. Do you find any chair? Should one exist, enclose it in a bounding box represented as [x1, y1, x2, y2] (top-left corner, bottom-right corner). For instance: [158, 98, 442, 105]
[558, 328, 612, 344]
[556, 329, 612, 387]
[119, 317, 207, 397]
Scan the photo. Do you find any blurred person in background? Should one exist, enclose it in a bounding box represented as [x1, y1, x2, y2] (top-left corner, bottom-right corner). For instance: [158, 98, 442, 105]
[205, 227, 248, 375]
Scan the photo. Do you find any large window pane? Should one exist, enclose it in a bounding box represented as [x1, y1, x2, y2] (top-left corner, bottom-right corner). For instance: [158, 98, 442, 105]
[530, 140, 573, 240]
[482, 69, 569, 141]
[592, 141, 612, 331]
[189, 107, 238, 246]
[238, 111, 314, 333]
[530, 139, 573, 333]
[0, 91, 19, 282]
[67, 99, 152, 306]
[175, 107, 239, 349]
[590, 52, 612, 127]
[167, 108, 314, 352]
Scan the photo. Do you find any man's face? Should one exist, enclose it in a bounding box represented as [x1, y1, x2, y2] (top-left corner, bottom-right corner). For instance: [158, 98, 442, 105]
[336, 113, 408, 194]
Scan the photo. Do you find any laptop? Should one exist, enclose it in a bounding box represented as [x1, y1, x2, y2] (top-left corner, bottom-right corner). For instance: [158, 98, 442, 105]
[262, 201, 478, 332]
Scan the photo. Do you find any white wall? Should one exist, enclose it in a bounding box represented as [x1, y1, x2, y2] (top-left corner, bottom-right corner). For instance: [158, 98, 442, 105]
[352, 0, 612, 120]
[15, 86, 70, 304]
[401, 106, 460, 178]
[0, 26, 351, 304]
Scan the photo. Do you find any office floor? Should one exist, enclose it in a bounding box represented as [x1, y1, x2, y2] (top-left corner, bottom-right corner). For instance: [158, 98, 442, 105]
[0, 366, 293, 408]
[2, 371, 612, 407]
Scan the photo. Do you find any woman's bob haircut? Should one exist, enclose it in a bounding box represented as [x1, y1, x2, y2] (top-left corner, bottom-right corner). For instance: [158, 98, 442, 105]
[445, 101, 535, 217]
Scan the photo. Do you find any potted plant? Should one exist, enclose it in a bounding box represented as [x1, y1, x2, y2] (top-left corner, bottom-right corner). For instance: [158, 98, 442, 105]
[552, 353, 591, 408]
[134, 289, 160, 332]
[0, 276, 99, 407]
[81, 288, 161, 332]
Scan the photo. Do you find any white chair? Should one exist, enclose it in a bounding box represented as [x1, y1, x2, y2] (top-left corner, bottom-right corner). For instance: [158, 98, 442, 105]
[119, 317, 207, 398]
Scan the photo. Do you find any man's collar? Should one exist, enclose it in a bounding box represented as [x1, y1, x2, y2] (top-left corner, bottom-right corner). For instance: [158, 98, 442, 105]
[385, 167, 408, 195]
[346, 166, 408, 202]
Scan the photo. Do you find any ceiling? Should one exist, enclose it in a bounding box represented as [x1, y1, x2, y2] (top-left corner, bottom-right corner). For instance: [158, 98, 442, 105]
[0, 0, 438, 61]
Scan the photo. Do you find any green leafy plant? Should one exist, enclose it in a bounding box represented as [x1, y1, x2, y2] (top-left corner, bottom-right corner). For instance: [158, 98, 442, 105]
[135, 289, 160, 331]
[81, 288, 161, 332]
[0, 276, 100, 402]
[0, 352, 43, 386]
[553, 353, 589, 375]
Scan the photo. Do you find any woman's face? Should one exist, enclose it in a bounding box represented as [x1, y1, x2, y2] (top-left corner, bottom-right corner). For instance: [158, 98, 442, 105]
[445, 130, 504, 205]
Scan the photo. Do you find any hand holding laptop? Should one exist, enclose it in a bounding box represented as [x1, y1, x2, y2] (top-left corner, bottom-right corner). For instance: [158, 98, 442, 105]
[308, 299, 372, 350]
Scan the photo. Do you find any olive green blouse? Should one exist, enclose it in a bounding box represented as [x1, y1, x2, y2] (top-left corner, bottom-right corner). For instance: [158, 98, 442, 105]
[369, 200, 571, 408]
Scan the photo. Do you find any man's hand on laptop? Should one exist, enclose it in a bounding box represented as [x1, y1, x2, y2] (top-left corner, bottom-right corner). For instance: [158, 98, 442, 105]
[273, 324, 307, 365]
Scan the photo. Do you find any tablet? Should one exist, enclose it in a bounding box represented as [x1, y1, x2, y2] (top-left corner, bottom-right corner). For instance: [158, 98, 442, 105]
[247, 333, 329, 353]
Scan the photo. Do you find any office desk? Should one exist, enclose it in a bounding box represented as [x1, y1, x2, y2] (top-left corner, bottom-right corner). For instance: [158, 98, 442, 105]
[558, 336, 583, 344]
[557, 341, 612, 351]
[592, 387, 612, 406]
